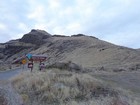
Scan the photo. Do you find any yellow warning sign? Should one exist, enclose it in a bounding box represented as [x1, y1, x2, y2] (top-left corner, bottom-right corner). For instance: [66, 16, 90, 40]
[22, 59, 27, 64]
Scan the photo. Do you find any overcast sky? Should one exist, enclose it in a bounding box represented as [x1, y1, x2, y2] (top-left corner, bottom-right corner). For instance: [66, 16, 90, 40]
[0, 0, 140, 48]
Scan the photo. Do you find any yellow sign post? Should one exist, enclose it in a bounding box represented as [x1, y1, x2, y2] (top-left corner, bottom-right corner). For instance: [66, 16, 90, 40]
[22, 59, 27, 64]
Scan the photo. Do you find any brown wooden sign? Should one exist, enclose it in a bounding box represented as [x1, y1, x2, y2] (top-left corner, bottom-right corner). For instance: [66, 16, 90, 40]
[12, 54, 47, 64]
[31, 55, 47, 61]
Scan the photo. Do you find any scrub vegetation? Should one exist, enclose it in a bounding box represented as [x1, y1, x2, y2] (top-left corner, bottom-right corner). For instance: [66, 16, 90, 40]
[11, 67, 139, 105]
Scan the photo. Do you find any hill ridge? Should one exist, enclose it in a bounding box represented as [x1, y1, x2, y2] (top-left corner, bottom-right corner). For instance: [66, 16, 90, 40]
[0, 29, 140, 72]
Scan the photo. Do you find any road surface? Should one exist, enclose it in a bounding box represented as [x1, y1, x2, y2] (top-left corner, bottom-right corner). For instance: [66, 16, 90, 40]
[0, 68, 22, 80]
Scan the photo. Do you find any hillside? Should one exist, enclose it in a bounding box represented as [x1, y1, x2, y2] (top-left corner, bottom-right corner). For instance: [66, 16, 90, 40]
[31, 34, 140, 72]
[0, 29, 140, 72]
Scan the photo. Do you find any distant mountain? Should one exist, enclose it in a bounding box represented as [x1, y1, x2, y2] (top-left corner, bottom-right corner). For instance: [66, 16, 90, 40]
[137, 49, 140, 51]
[0, 29, 140, 72]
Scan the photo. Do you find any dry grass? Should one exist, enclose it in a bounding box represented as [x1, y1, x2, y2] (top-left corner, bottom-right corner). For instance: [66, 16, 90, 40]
[11, 69, 139, 105]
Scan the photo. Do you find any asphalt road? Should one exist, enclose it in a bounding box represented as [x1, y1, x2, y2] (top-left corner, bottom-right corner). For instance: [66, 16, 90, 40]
[0, 68, 22, 80]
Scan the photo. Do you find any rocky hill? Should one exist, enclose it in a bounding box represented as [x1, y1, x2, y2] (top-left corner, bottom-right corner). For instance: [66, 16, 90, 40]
[20, 29, 51, 45]
[1, 29, 140, 72]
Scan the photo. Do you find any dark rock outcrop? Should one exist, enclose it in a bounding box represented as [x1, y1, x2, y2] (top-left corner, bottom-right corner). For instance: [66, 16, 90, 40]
[20, 29, 51, 45]
[4, 44, 29, 57]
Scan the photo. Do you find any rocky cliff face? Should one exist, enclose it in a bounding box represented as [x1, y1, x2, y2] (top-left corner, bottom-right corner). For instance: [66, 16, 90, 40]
[20, 29, 51, 45]
[0, 41, 33, 62]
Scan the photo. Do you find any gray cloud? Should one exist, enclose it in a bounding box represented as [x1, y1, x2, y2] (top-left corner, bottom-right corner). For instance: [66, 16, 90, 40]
[0, 0, 140, 48]
[0, 0, 31, 42]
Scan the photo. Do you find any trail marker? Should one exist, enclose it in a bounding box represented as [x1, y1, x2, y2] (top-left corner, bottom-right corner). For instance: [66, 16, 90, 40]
[28, 62, 33, 72]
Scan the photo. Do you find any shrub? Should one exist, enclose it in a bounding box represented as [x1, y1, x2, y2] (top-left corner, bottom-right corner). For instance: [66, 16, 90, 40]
[46, 61, 83, 72]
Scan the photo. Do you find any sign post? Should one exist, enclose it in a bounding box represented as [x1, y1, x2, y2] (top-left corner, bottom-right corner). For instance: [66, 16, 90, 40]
[28, 62, 33, 72]
[21, 59, 27, 64]
[26, 54, 34, 72]
[12, 54, 47, 72]
[21, 59, 27, 71]
[39, 61, 46, 71]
